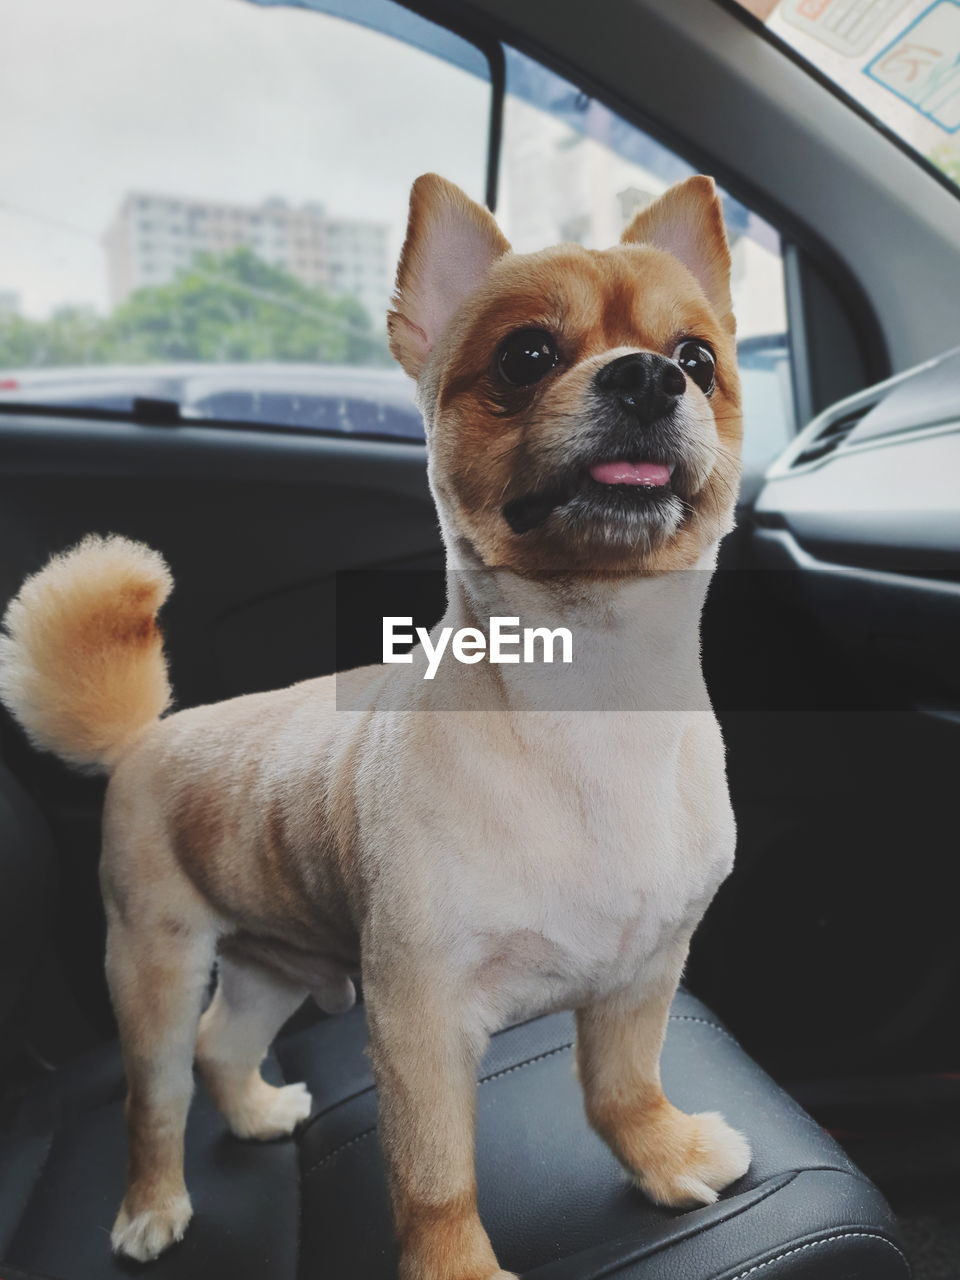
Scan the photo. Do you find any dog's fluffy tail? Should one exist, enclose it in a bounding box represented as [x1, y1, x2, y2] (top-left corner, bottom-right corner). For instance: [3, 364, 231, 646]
[0, 535, 173, 773]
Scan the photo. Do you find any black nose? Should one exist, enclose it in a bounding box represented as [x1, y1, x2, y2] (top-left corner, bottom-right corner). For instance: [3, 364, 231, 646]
[594, 352, 686, 420]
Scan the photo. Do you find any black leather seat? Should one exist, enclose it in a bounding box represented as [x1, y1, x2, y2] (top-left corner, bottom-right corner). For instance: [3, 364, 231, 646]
[0, 760, 909, 1280]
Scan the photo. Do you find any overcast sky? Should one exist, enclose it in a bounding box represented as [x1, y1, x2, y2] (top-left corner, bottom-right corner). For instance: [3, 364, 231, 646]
[0, 0, 489, 317]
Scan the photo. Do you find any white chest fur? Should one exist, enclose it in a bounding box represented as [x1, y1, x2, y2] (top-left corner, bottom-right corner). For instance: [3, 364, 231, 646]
[392, 711, 732, 1023]
[357, 558, 735, 1028]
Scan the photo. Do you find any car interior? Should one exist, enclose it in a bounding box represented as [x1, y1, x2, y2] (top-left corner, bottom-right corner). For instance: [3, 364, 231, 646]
[1, 0, 958, 1276]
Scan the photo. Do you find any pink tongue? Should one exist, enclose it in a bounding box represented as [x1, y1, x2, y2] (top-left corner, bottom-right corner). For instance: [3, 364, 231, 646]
[589, 460, 671, 486]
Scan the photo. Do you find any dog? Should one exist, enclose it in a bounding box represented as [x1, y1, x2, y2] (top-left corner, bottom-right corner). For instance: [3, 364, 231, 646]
[0, 172, 749, 1280]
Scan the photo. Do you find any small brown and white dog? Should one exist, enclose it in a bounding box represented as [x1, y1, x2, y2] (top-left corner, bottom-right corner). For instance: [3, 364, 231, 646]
[0, 173, 749, 1279]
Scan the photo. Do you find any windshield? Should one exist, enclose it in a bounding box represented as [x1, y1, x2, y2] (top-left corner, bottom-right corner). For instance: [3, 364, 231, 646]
[731, 1, 960, 190]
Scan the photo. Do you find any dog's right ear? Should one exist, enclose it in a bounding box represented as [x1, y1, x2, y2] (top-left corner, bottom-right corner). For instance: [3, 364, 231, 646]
[388, 174, 511, 378]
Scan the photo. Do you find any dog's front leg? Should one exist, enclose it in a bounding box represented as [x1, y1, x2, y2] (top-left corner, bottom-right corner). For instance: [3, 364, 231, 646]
[365, 971, 514, 1280]
[576, 949, 751, 1209]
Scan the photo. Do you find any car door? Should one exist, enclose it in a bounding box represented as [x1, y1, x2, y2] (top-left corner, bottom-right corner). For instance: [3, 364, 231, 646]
[1, 0, 957, 1095]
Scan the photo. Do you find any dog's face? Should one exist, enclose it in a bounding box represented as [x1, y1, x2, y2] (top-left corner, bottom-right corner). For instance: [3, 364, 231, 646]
[389, 174, 742, 575]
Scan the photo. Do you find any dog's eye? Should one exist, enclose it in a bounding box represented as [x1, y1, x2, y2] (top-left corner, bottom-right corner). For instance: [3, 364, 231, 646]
[672, 340, 716, 395]
[497, 329, 560, 387]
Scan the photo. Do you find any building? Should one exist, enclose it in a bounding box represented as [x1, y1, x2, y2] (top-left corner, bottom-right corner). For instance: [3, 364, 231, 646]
[499, 99, 654, 254]
[500, 95, 784, 338]
[0, 290, 20, 321]
[103, 193, 391, 326]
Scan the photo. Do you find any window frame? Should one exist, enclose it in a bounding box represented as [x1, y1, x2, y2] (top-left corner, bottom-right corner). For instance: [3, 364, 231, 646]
[390, 0, 892, 434]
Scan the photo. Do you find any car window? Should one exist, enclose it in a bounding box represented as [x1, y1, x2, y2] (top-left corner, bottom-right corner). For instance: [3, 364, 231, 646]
[2, 0, 795, 466]
[727, 0, 960, 192]
[0, 0, 491, 439]
[499, 47, 796, 477]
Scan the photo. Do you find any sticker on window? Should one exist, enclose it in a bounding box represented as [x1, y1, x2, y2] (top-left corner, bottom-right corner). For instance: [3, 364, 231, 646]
[865, 0, 960, 132]
[781, 0, 911, 57]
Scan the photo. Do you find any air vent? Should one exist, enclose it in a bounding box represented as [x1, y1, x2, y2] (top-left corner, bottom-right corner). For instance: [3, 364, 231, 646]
[791, 402, 877, 467]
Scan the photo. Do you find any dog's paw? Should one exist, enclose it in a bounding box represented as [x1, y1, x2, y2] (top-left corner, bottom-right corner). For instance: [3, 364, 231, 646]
[636, 1110, 751, 1209]
[228, 1080, 313, 1141]
[111, 1193, 192, 1261]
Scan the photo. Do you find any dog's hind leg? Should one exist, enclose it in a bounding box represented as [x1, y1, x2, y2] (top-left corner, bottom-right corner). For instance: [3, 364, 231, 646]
[105, 901, 217, 1263]
[196, 955, 311, 1140]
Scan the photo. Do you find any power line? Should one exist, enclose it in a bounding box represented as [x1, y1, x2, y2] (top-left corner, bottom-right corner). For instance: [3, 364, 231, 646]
[0, 199, 383, 340]
[186, 265, 377, 340]
[0, 199, 101, 241]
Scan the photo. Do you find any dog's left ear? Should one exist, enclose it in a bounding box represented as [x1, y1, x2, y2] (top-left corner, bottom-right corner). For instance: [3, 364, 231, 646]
[388, 174, 511, 378]
[621, 176, 734, 334]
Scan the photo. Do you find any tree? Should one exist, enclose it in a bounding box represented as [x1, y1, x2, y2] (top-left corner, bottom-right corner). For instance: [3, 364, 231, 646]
[0, 306, 108, 368]
[0, 247, 391, 369]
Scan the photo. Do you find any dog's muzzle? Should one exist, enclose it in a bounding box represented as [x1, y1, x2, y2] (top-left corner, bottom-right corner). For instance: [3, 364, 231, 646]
[502, 353, 691, 536]
[593, 351, 687, 423]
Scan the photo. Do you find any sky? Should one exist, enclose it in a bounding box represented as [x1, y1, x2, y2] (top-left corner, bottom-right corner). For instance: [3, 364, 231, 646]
[0, 0, 490, 317]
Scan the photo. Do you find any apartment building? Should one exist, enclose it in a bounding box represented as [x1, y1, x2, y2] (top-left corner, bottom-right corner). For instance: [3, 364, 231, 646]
[104, 193, 391, 325]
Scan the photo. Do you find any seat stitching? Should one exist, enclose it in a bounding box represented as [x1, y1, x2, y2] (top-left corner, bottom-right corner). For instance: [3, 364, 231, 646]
[301, 1040, 575, 1180]
[477, 1041, 573, 1086]
[300, 1014, 732, 1179]
[294, 1017, 577, 1137]
[667, 1014, 735, 1041]
[299, 1082, 377, 1136]
[579, 1228, 908, 1280]
[720, 1231, 909, 1280]
[303, 1124, 378, 1179]
[560, 1175, 797, 1280]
